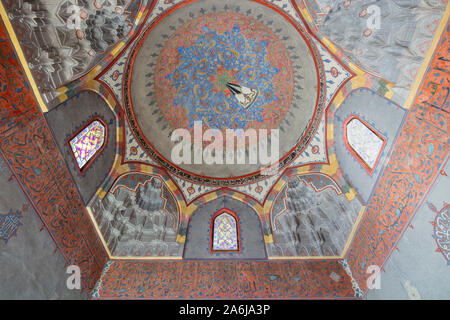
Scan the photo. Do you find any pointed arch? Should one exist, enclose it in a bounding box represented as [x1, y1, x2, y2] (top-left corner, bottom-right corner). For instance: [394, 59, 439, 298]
[344, 116, 386, 175]
[68, 118, 107, 172]
[210, 209, 241, 252]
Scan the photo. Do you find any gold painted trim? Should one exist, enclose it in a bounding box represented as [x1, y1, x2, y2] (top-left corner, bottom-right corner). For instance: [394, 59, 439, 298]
[403, 3, 450, 110]
[0, 2, 48, 113]
[269, 256, 341, 260]
[341, 206, 366, 257]
[86, 207, 113, 259]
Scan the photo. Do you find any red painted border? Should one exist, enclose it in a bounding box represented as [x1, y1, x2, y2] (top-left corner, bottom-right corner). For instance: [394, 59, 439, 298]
[94, 259, 355, 299]
[343, 115, 387, 176]
[209, 208, 242, 253]
[368, 155, 449, 296]
[66, 116, 108, 174]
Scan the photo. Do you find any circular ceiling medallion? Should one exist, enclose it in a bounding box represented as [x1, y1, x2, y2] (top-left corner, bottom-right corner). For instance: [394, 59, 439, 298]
[124, 0, 325, 186]
[155, 12, 294, 131]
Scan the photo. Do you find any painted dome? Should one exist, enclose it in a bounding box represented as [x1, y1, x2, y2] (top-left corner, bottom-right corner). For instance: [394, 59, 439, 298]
[125, 0, 325, 185]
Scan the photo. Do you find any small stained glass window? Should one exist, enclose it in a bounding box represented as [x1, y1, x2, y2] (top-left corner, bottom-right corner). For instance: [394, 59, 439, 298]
[346, 117, 385, 172]
[212, 211, 239, 251]
[69, 120, 105, 169]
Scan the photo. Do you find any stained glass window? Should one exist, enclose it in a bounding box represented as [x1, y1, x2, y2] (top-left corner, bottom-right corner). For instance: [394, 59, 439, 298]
[212, 212, 239, 251]
[346, 117, 384, 171]
[69, 120, 105, 169]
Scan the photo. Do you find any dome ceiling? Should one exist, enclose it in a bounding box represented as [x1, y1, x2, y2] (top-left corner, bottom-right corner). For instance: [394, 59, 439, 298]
[3, 0, 374, 261]
[87, 0, 360, 259]
[1, 0, 448, 299]
[125, 0, 325, 185]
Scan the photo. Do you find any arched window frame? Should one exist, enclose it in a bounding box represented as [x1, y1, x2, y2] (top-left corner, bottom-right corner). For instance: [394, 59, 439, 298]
[67, 117, 107, 173]
[210, 208, 241, 253]
[343, 115, 386, 176]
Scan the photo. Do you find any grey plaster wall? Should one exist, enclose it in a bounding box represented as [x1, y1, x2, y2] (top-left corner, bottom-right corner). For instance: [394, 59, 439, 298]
[334, 88, 406, 202]
[184, 196, 267, 259]
[0, 155, 85, 300]
[45, 91, 117, 204]
[367, 158, 450, 300]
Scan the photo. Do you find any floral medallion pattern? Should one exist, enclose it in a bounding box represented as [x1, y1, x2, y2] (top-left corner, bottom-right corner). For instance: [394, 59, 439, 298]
[155, 12, 294, 130]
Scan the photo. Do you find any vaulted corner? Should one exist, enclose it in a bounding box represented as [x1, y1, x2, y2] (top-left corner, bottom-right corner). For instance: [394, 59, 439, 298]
[0, 0, 449, 301]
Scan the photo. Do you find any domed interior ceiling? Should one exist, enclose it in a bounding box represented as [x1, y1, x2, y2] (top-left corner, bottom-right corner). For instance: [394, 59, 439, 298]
[126, 0, 323, 183]
[91, 0, 358, 258]
[1, 0, 448, 299]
